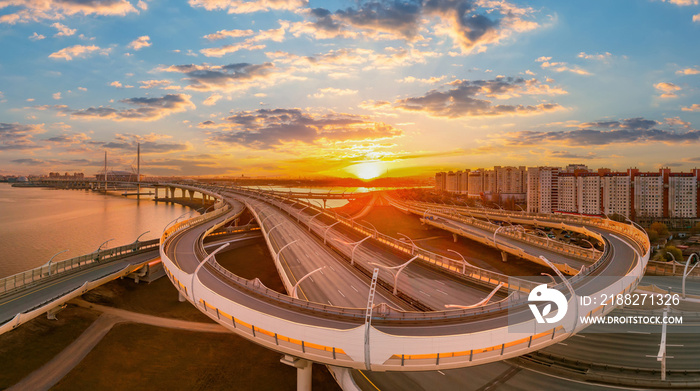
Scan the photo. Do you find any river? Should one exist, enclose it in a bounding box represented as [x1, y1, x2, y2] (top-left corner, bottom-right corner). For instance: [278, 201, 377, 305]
[0, 183, 188, 278]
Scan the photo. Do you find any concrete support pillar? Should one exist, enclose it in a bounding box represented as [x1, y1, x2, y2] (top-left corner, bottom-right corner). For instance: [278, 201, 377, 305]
[501, 251, 508, 262]
[453, 233, 458, 243]
[46, 304, 66, 320]
[178, 292, 186, 302]
[280, 356, 312, 391]
[323, 199, 327, 209]
[188, 189, 194, 201]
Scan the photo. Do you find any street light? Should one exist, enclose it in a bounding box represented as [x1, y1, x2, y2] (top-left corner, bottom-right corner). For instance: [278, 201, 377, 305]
[361, 220, 378, 238]
[445, 283, 504, 309]
[351, 235, 372, 266]
[276, 240, 298, 264]
[267, 222, 284, 237]
[323, 221, 341, 244]
[291, 267, 326, 299]
[95, 238, 114, 253]
[134, 230, 150, 243]
[307, 212, 323, 231]
[46, 249, 69, 275]
[446, 249, 471, 273]
[297, 205, 310, 222]
[682, 253, 699, 299]
[397, 232, 416, 255]
[539, 255, 578, 332]
[370, 256, 420, 295]
[192, 243, 230, 300]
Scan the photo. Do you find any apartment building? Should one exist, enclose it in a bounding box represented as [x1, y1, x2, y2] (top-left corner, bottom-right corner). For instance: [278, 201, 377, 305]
[557, 173, 578, 213]
[633, 173, 664, 218]
[669, 173, 697, 218]
[577, 173, 602, 215]
[602, 173, 631, 218]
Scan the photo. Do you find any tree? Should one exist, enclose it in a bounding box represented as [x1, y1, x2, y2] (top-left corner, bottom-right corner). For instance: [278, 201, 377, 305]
[650, 222, 670, 238]
[664, 246, 683, 263]
[647, 229, 659, 243]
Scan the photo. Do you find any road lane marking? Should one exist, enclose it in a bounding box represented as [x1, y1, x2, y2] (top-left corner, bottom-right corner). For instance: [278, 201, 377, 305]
[419, 290, 431, 297]
[338, 290, 345, 298]
[351, 285, 358, 292]
[436, 289, 448, 295]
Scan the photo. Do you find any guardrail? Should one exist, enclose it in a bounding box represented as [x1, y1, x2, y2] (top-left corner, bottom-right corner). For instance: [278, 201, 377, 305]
[0, 239, 159, 296]
[235, 187, 540, 294]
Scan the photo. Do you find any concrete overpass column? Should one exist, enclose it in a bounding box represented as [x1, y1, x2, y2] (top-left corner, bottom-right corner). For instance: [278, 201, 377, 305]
[501, 251, 508, 262]
[178, 292, 186, 302]
[280, 356, 312, 391]
[453, 233, 458, 243]
[187, 189, 194, 201]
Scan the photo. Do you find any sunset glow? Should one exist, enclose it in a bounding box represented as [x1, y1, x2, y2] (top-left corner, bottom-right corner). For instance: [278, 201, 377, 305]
[0, 1, 698, 178]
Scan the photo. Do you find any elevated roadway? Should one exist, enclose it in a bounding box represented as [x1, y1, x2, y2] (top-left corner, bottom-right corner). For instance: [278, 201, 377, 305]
[159, 183, 650, 372]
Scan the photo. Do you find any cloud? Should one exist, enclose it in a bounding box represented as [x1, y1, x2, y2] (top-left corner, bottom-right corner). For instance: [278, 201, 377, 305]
[44, 94, 196, 122]
[200, 41, 266, 57]
[694, 13, 700, 22]
[110, 81, 134, 88]
[0, 0, 137, 24]
[160, 62, 289, 92]
[137, 0, 148, 10]
[101, 133, 191, 153]
[661, 0, 698, 5]
[45, 132, 91, 144]
[49, 44, 109, 60]
[205, 108, 402, 150]
[138, 79, 179, 89]
[384, 77, 565, 118]
[544, 150, 598, 159]
[202, 94, 223, 106]
[291, 1, 540, 54]
[51, 22, 76, 37]
[654, 82, 681, 98]
[0, 122, 45, 150]
[397, 76, 446, 84]
[204, 29, 255, 41]
[682, 104, 700, 112]
[493, 117, 700, 147]
[309, 87, 357, 98]
[188, 0, 307, 14]
[676, 67, 700, 75]
[52, 92, 62, 100]
[128, 36, 151, 51]
[536, 56, 590, 75]
[28, 32, 45, 40]
[577, 51, 612, 61]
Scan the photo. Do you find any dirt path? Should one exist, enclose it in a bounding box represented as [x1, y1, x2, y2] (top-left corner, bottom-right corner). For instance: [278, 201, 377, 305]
[9, 300, 229, 390]
[9, 314, 121, 391]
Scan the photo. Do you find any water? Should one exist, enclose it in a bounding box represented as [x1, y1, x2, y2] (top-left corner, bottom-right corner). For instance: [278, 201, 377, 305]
[0, 183, 189, 278]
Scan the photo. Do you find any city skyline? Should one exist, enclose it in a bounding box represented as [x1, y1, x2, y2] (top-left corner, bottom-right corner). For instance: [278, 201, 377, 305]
[1, 0, 700, 179]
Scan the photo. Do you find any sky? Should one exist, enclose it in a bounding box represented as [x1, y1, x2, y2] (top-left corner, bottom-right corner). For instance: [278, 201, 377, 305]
[0, 0, 699, 179]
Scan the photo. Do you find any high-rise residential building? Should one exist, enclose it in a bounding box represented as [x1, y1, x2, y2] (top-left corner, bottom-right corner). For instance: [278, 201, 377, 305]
[558, 173, 577, 213]
[526, 166, 560, 213]
[577, 173, 602, 215]
[468, 170, 484, 197]
[495, 166, 526, 194]
[446, 171, 459, 193]
[633, 173, 664, 218]
[484, 169, 497, 194]
[435, 172, 446, 192]
[565, 164, 590, 174]
[458, 170, 470, 194]
[602, 173, 631, 218]
[669, 173, 697, 218]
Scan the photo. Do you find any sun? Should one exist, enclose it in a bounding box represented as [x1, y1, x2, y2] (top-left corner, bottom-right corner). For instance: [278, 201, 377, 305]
[348, 161, 385, 180]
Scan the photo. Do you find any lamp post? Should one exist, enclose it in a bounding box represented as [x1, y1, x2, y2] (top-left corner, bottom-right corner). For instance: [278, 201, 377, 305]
[351, 235, 372, 266]
[95, 238, 114, 253]
[682, 253, 699, 299]
[276, 240, 298, 264]
[267, 222, 284, 237]
[447, 249, 470, 273]
[323, 221, 341, 244]
[46, 249, 69, 275]
[307, 212, 322, 231]
[445, 283, 504, 309]
[370, 255, 419, 295]
[192, 243, 230, 301]
[297, 205, 310, 222]
[539, 255, 578, 332]
[397, 232, 416, 255]
[361, 220, 378, 238]
[291, 267, 326, 299]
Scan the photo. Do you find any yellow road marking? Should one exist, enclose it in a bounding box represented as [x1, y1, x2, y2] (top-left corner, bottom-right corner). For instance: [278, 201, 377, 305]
[359, 370, 381, 391]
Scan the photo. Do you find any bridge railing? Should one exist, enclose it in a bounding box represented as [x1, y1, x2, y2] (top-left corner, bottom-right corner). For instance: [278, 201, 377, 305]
[0, 239, 159, 296]
[235, 187, 540, 294]
[404, 198, 649, 256]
